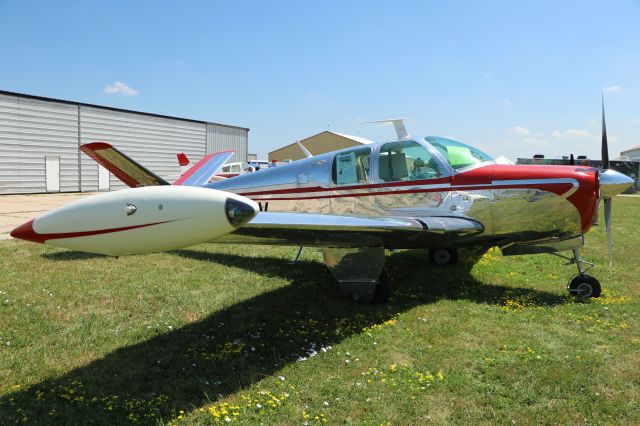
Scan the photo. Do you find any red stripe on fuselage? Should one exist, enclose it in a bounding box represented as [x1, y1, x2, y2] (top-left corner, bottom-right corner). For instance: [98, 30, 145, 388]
[246, 183, 575, 201]
[10, 219, 175, 244]
[237, 176, 452, 196]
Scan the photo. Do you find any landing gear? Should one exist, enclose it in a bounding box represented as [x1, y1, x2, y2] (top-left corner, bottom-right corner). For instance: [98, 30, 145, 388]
[568, 274, 601, 298]
[553, 248, 601, 299]
[429, 248, 458, 266]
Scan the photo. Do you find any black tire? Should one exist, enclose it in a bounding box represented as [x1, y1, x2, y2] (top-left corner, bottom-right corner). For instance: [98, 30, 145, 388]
[568, 275, 601, 298]
[429, 248, 458, 266]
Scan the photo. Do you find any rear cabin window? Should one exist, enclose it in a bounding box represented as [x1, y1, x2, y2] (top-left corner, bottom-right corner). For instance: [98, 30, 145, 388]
[378, 140, 443, 182]
[222, 166, 231, 173]
[332, 147, 371, 185]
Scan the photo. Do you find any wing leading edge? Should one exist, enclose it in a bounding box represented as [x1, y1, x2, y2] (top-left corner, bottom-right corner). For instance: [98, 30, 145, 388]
[216, 212, 484, 248]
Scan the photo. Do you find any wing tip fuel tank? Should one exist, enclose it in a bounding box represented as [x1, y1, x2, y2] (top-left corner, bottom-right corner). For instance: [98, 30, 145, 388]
[10, 187, 259, 256]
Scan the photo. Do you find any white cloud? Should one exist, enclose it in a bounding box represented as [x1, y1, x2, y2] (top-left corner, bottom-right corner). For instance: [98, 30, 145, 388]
[506, 126, 530, 137]
[522, 137, 550, 146]
[632, 117, 640, 124]
[552, 129, 592, 139]
[103, 81, 138, 96]
[603, 85, 621, 93]
[502, 99, 512, 107]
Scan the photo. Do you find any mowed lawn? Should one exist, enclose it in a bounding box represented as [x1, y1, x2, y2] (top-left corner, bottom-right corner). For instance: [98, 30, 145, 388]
[1, 197, 639, 425]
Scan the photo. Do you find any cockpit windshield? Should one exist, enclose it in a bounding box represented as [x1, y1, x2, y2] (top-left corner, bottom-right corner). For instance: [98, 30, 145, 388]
[425, 136, 494, 170]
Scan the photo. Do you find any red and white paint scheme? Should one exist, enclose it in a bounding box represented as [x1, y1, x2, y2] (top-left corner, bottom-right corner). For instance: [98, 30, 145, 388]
[11, 113, 634, 303]
[11, 186, 258, 256]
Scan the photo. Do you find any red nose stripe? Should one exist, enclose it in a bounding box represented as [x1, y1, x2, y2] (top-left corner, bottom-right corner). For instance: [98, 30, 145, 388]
[10, 219, 175, 244]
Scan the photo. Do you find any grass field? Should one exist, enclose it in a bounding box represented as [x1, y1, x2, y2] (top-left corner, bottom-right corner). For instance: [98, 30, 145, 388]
[1, 197, 639, 425]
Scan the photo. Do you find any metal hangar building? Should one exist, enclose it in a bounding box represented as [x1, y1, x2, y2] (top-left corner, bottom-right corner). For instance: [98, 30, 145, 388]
[0, 90, 249, 194]
[268, 131, 372, 162]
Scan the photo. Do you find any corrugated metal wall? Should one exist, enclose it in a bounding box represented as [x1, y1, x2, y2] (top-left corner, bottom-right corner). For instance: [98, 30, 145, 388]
[207, 123, 248, 162]
[0, 94, 80, 194]
[0, 91, 249, 194]
[80, 106, 207, 191]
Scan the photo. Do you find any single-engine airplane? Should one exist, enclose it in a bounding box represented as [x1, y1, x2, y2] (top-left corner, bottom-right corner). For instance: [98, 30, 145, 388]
[11, 106, 634, 303]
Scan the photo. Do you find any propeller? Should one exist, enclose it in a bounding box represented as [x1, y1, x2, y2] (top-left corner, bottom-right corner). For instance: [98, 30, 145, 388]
[600, 95, 614, 272]
[569, 153, 575, 166]
[601, 94, 609, 169]
[604, 197, 612, 271]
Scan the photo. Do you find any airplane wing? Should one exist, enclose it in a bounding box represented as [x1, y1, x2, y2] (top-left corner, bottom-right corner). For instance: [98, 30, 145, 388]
[173, 151, 234, 186]
[80, 142, 170, 187]
[216, 212, 484, 248]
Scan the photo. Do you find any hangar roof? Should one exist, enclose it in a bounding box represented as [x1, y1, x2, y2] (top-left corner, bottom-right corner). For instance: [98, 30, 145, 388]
[0, 89, 249, 131]
[268, 131, 374, 161]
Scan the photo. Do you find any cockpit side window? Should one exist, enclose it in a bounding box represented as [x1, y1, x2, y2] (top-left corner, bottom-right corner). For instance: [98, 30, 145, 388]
[332, 147, 371, 185]
[425, 136, 494, 170]
[378, 140, 443, 182]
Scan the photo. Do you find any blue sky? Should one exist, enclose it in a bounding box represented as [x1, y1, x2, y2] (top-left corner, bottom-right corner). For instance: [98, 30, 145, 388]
[1, 0, 639, 160]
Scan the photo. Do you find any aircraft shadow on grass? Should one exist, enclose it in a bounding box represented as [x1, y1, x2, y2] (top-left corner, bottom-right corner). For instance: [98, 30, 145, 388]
[42, 251, 107, 260]
[0, 249, 567, 424]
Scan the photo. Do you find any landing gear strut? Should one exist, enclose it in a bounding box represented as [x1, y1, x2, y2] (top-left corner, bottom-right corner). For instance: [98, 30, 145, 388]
[552, 249, 601, 298]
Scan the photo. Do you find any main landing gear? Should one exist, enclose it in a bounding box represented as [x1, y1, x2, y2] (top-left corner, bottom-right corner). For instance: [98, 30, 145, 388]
[552, 249, 601, 298]
[429, 248, 458, 266]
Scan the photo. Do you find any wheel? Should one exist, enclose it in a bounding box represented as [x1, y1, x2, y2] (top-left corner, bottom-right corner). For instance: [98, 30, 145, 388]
[567, 274, 601, 298]
[429, 248, 458, 266]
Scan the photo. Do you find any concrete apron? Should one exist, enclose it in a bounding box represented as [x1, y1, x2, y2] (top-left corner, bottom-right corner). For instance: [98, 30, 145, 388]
[0, 193, 97, 240]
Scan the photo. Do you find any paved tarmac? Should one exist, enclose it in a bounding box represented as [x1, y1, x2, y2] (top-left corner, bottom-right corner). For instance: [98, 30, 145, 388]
[0, 193, 96, 240]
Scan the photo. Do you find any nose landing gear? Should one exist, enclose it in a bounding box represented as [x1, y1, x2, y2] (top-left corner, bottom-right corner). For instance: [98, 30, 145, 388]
[568, 274, 601, 298]
[552, 249, 601, 298]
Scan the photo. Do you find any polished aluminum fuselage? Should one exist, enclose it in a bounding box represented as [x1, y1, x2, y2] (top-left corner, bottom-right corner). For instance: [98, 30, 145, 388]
[208, 137, 590, 251]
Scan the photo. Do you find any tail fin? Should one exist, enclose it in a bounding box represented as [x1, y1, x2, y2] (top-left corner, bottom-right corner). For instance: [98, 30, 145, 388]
[177, 153, 191, 175]
[174, 151, 234, 186]
[80, 142, 169, 187]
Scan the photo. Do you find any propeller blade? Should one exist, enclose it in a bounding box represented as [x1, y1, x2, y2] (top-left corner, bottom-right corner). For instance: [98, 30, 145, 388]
[601, 94, 610, 169]
[604, 197, 613, 272]
[569, 153, 575, 165]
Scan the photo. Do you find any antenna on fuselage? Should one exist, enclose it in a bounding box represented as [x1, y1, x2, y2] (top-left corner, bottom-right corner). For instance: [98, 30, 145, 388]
[363, 118, 410, 139]
[296, 140, 313, 158]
